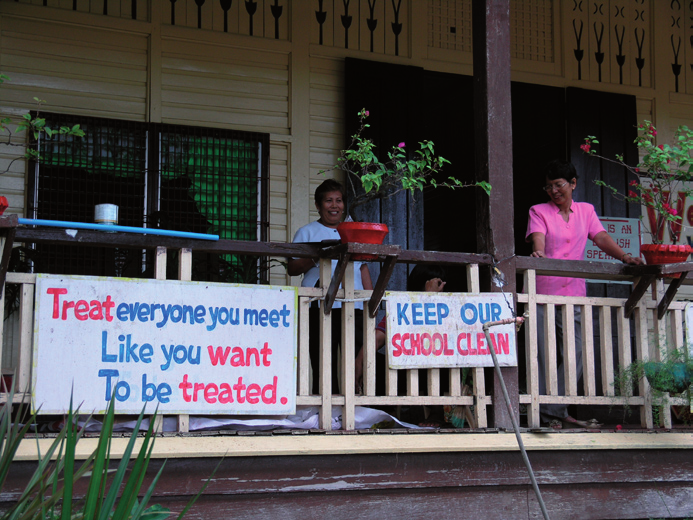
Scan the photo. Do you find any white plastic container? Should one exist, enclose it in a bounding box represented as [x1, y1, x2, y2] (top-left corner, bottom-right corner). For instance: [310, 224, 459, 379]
[94, 204, 118, 226]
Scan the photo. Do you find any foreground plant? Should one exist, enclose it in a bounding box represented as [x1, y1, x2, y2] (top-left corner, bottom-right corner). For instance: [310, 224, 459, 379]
[329, 108, 491, 219]
[582, 121, 693, 244]
[0, 386, 208, 519]
[614, 348, 693, 425]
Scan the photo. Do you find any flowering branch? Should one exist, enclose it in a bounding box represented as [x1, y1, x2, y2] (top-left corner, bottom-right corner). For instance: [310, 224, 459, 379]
[324, 108, 491, 219]
[0, 73, 85, 176]
[582, 120, 693, 245]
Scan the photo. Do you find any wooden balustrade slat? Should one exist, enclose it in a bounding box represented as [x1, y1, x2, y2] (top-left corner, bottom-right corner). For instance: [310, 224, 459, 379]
[17, 283, 33, 395]
[363, 310, 376, 396]
[341, 266, 355, 431]
[616, 306, 632, 401]
[298, 297, 311, 396]
[563, 303, 578, 396]
[545, 304, 558, 396]
[581, 305, 596, 397]
[175, 248, 192, 432]
[635, 303, 654, 429]
[407, 369, 418, 397]
[427, 368, 440, 397]
[318, 259, 332, 429]
[599, 306, 615, 397]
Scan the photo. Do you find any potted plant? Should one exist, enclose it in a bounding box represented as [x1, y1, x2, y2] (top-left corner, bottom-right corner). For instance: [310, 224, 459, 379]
[325, 108, 491, 248]
[581, 121, 693, 266]
[614, 348, 693, 425]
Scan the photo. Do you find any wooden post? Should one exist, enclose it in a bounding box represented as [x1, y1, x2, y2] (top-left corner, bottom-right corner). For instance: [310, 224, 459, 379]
[472, 0, 517, 429]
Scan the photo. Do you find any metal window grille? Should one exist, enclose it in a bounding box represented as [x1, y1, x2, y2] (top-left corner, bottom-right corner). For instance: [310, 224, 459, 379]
[26, 113, 269, 283]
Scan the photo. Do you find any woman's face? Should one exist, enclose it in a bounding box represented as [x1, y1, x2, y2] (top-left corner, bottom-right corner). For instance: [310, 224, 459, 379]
[316, 190, 345, 227]
[544, 177, 575, 207]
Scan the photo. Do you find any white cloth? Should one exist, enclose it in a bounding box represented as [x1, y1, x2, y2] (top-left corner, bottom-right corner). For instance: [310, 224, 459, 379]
[292, 220, 365, 310]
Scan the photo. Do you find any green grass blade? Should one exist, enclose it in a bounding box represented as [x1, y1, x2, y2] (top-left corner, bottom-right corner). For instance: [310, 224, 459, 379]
[60, 395, 76, 520]
[174, 456, 225, 520]
[109, 408, 157, 520]
[82, 398, 116, 519]
[128, 462, 167, 519]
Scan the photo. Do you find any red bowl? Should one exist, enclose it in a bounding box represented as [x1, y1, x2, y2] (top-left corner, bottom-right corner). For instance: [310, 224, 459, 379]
[640, 243, 692, 265]
[336, 222, 389, 260]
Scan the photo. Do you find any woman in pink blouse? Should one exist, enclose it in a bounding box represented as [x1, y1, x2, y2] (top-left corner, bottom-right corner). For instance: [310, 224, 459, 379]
[526, 160, 642, 429]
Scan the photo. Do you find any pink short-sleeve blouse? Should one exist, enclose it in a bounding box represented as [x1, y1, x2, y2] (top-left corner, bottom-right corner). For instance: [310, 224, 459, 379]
[525, 200, 605, 296]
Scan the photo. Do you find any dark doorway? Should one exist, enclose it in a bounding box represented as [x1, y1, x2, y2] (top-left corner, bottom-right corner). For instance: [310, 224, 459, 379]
[343, 59, 638, 282]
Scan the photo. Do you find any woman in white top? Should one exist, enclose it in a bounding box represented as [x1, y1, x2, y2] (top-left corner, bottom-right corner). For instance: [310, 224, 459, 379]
[288, 179, 373, 394]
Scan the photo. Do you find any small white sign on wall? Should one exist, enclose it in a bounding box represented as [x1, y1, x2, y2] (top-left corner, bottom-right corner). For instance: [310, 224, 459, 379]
[385, 292, 517, 369]
[32, 274, 297, 415]
[584, 217, 641, 262]
[585, 217, 641, 284]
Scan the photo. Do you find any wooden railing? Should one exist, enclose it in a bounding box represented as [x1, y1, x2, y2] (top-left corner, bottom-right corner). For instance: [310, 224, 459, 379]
[517, 256, 693, 429]
[2, 223, 691, 431]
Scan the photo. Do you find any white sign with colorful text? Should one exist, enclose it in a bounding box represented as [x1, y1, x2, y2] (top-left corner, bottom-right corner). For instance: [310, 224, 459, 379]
[32, 275, 297, 415]
[584, 217, 641, 262]
[385, 292, 517, 369]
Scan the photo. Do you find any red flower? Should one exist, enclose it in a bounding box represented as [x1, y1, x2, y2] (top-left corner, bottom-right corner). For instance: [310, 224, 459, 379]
[634, 168, 639, 172]
[580, 143, 591, 153]
[649, 126, 657, 136]
[0, 196, 7, 216]
[671, 208, 678, 216]
[658, 144, 664, 150]
[629, 180, 638, 186]
[628, 190, 637, 198]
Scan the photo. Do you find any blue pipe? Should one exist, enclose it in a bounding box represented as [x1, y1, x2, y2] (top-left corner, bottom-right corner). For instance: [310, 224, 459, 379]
[18, 218, 220, 241]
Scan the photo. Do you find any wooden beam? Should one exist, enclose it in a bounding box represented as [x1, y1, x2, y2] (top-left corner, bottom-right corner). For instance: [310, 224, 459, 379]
[472, 0, 516, 429]
[368, 255, 398, 318]
[657, 271, 688, 320]
[623, 274, 656, 318]
[323, 253, 350, 315]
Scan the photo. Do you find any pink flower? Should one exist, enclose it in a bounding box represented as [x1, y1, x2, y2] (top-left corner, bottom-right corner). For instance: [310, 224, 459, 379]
[616, 424, 622, 431]
[671, 208, 678, 216]
[365, 110, 369, 116]
[398, 142, 405, 148]
[580, 143, 591, 153]
[629, 180, 638, 186]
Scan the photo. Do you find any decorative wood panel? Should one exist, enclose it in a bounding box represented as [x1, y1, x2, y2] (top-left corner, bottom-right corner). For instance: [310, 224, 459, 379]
[428, 0, 472, 52]
[511, 0, 554, 63]
[311, 0, 409, 57]
[569, 0, 652, 87]
[428, 0, 555, 65]
[168, 0, 288, 38]
[668, 0, 693, 95]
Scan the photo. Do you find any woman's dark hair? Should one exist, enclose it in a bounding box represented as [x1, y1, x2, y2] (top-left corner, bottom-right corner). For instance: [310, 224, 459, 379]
[407, 264, 447, 291]
[314, 179, 345, 205]
[545, 159, 578, 182]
